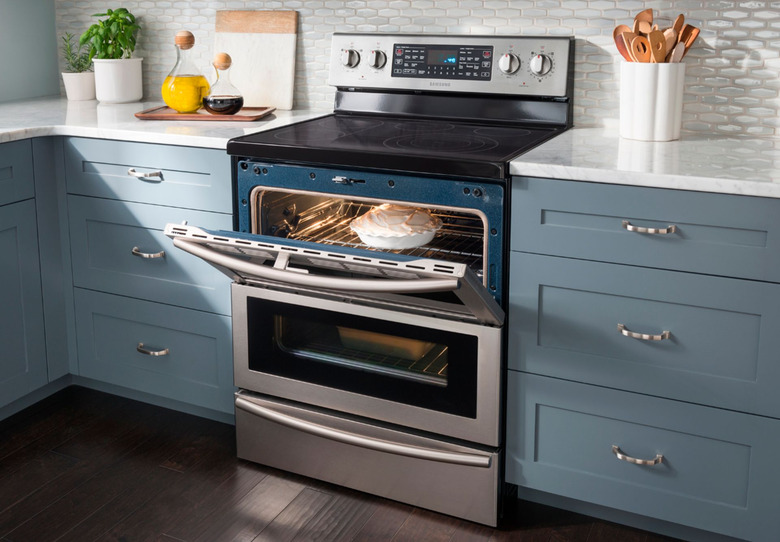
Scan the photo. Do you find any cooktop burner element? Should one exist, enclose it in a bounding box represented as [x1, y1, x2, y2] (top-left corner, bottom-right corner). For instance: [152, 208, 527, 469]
[227, 33, 573, 180]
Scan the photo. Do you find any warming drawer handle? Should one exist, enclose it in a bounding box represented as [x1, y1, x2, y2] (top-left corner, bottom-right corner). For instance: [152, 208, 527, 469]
[131, 246, 166, 259]
[136, 343, 170, 356]
[172, 237, 460, 294]
[617, 323, 671, 341]
[127, 167, 163, 181]
[622, 220, 677, 235]
[612, 445, 664, 466]
[235, 396, 492, 468]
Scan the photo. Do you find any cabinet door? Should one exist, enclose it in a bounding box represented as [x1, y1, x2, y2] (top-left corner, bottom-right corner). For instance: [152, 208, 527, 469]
[507, 372, 780, 542]
[508, 252, 780, 417]
[0, 140, 34, 206]
[0, 200, 46, 407]
[68, 196, 233, 315]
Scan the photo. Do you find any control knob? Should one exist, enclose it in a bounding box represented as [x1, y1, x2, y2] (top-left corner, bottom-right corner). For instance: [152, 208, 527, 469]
[529, 54, 552, 76]
[368, 49, 387, 69]
[498, 53, 520, 74]
[341, 48, 360, 68]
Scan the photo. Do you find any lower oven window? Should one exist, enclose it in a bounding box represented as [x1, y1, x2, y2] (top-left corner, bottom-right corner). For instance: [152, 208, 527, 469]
[247, 297, 478, 418]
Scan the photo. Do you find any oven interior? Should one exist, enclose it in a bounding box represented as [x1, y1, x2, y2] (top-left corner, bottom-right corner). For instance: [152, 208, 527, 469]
[273, 315, 449, 387]
[251, 189, 488, 285]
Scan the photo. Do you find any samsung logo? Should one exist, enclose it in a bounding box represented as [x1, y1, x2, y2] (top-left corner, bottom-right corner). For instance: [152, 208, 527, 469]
[429, 82, 451, 87]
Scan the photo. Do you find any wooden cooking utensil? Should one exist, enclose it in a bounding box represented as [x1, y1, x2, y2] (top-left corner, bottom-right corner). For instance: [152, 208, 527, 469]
[663, 28, 677, 52]
[632, 19, 641, 35]
[634, 8, 653, 35]
[614, 32, 633, 62]
[630, 35, 651, 62]
[647, 30, 667, 63]
[673, 14, 685, 37]
[613, 24, 632, 41]
[666, 42, 685, 63]
[681, 25, 700, 58]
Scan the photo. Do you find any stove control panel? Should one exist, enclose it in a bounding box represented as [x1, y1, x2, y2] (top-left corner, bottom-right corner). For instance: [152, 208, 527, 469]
[329, 33, 572, 97]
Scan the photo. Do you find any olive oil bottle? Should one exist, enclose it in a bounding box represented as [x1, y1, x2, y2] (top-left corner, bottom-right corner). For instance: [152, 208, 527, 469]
[161, 31, 209, 113]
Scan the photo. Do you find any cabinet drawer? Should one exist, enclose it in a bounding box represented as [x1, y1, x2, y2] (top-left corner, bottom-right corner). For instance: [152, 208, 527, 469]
[74, 289, 234, 414]
[64, 137, 232, 212]
[0, 140, 34, 206]
[511, 177, 780, 282]
[507, 372, 780, 541]
[68, 196, 232, 315]
[508, 252, 780, 417]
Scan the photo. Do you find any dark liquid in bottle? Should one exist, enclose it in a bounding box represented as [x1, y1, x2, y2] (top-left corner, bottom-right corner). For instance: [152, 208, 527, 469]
[203, 95, 244, 115]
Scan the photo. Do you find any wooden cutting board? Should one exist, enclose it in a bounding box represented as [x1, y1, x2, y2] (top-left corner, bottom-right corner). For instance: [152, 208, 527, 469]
[214, 10, 297, 110]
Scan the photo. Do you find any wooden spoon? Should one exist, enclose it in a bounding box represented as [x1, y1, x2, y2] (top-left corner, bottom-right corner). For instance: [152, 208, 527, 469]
[680, 25, 700, 58]
[663, 28, 677, 53]
[614, 33, 633, 62]
[673, 14, 685, 37]
[647, 30, 667, 63]
[666, 42, 685, 63]
[634, 8, 653, 35]
[630, 35, 651, 62]
[613, 24, 632, 41]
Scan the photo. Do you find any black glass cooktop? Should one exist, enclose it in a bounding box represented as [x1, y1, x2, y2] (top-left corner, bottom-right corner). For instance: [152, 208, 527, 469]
[227, 114, 561, 180]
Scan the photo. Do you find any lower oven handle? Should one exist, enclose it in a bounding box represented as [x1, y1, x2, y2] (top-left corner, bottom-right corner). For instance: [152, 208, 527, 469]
[173, 237, 460, 294]
[235, 396, 492, 468]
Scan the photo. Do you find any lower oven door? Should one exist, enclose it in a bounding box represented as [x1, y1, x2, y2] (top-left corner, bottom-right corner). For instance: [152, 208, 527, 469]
[231, 281, 502, 446]
[234, 390, 501, 526]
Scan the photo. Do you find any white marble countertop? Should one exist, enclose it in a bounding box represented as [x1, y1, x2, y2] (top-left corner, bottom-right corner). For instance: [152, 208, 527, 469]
[3, 98, 780, 198]
[0, 96, 326, 149]
[510, 127, 780, 199]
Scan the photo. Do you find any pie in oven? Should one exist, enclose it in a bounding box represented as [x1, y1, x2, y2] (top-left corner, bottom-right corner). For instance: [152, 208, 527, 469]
[350, 204, 442, 249]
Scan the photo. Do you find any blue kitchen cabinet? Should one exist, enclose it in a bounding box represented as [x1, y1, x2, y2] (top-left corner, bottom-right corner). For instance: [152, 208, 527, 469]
[507, 176, 780, 541]
[0, 199, 47, 408]
[63, 137, 235, 417]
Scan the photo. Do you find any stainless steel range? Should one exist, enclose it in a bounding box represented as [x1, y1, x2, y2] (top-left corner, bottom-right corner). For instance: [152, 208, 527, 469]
[165, 32, 572, 526]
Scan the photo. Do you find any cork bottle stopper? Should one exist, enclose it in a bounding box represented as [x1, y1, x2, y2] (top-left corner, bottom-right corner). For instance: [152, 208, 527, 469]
[174, 30, 195, 50]
[213, 52, 232, 70]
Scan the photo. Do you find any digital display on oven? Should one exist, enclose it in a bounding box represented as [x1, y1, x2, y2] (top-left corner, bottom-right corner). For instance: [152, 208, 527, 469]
[428, 49, 458, 66]
[392, 43, 493, 81]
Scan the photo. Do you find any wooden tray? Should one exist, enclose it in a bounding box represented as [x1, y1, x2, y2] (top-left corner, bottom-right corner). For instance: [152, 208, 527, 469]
[135, 106, 276, 121]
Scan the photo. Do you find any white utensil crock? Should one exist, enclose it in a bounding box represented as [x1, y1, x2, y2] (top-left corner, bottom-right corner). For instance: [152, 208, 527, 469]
[620, 62, 685, 142]
[93, 58, 143, 103]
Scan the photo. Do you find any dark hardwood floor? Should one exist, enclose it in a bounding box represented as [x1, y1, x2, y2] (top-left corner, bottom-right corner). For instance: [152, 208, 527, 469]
[0, 387, 679, 542]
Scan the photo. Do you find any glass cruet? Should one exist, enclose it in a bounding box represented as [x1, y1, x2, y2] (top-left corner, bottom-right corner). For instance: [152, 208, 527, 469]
[203, 52, 244, 115]
[161, 30, 210, 113]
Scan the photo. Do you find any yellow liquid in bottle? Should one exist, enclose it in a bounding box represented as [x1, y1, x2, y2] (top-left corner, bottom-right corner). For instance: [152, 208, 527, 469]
[161, 75, 210, 113]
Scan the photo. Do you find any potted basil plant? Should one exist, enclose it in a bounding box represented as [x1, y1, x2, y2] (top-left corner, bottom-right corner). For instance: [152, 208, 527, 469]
[61, 32, 95, 101]
[80, 7, 142, 103]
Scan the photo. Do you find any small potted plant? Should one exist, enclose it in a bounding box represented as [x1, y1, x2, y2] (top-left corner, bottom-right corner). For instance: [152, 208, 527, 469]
[61, 32, 95, 101]
[80, 7, 142, 103]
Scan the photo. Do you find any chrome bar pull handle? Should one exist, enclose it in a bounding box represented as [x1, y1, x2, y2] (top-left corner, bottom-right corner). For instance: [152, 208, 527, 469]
[136, 343, 170, 357]
[622, 220, 677, 235]
[131, 246, 165, 259]
[127, 167, 163, 181]
[617, 323, 671, 341]
[612, 445, 663, 466]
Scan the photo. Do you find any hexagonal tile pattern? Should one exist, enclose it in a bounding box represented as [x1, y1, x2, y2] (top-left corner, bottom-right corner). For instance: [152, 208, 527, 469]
[54, 1, 780, 135]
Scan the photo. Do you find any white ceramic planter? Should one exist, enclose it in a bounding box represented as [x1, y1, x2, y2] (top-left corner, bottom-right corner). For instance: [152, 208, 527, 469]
[619, 62, 686, 142]
[62, 71, 96, 101]
[93, 58, 143, 103]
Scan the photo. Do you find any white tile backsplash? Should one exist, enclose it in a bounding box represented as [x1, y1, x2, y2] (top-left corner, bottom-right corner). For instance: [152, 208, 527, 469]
[54, 1, 780, 136]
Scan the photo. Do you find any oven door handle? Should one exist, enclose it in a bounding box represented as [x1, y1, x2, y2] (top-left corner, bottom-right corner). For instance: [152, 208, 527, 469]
[234, 396, 492, 468]
[173, 237, 460, 294]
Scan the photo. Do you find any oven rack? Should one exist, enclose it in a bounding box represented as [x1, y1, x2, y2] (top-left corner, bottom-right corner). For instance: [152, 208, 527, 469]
[278, 340, 449, 387]
[286, 201, 485, 275]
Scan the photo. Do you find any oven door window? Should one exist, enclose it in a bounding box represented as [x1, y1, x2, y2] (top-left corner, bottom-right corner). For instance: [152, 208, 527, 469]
[247, 298, 478, 418]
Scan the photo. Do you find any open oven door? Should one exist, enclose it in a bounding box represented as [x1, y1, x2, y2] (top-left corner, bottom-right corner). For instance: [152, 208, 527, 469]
[164, 223, 503, 326]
